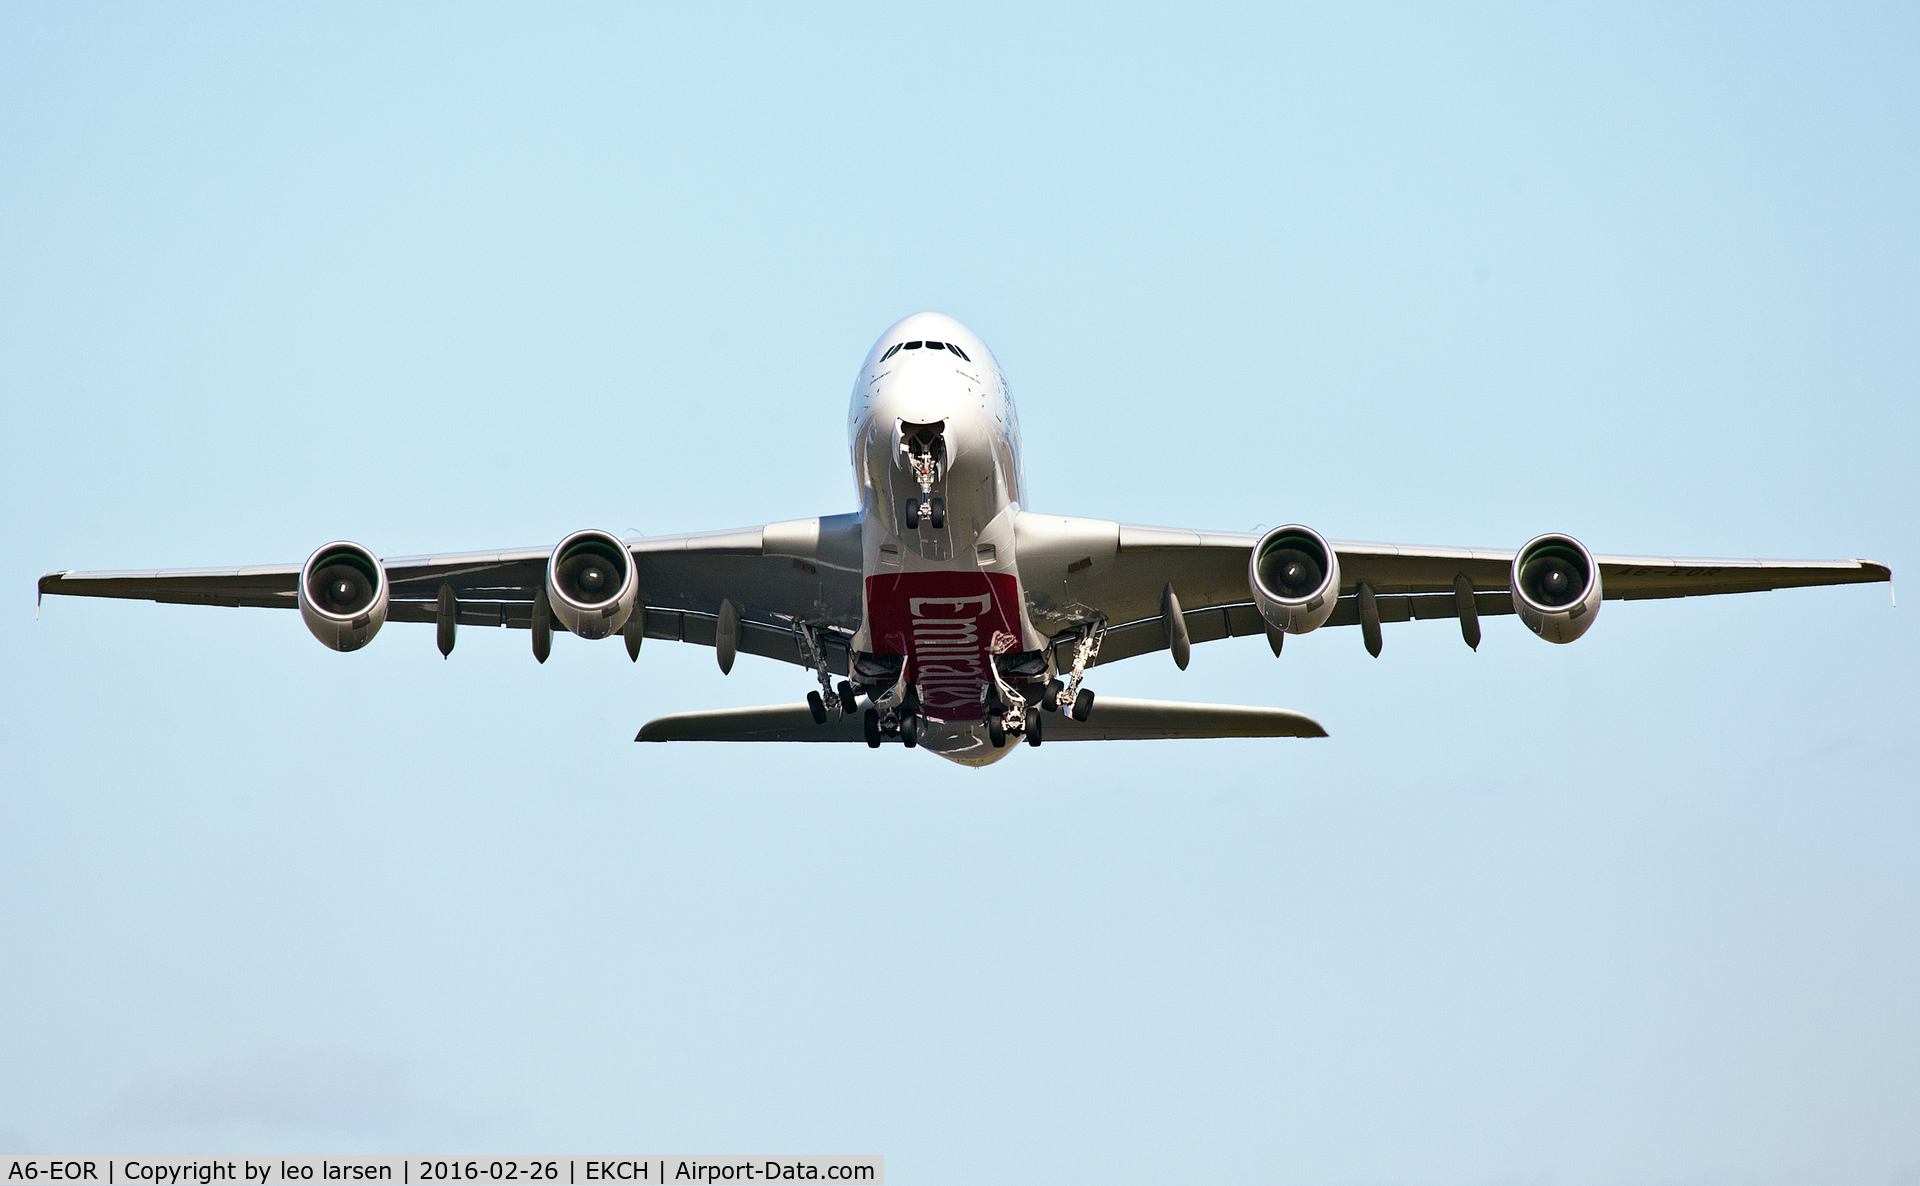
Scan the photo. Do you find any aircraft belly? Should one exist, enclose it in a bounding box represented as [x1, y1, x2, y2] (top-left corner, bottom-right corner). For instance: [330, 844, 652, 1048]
[865, 570, 1022, 722]
[915, 718, 1020, 765]
[855, 383, 1034, 751]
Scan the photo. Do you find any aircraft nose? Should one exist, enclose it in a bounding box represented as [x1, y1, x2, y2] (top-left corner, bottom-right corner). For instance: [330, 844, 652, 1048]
[875, 360, 962, 424]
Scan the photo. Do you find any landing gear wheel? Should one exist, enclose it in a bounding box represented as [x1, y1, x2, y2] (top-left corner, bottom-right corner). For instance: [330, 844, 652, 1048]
[863, 708, 882, 748]
[1042, 679, 1064, 712]
[838, 680, 859, 715]
[984, 684, 1005, 715]
[903, 684, 921, 716]
[988, 717, 1006, 748]
[905, 499, 919, 528]
[902, 716, 919, 748]
[807, 691, 827, 724]
[1072, 688, 1095, 722]
[930, 497, 945, 530]
[1026, 708, 1042, 747]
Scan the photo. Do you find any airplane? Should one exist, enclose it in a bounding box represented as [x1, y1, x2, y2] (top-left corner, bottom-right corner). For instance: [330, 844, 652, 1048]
[38, 312, 1893, 767]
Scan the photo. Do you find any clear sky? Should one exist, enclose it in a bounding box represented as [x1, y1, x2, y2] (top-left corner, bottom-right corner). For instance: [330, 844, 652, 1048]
[3, 4, 1916, 1183]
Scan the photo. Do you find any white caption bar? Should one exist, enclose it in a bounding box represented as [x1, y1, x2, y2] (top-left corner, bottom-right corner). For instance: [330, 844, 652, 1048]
[1, 1160, 881, 1186]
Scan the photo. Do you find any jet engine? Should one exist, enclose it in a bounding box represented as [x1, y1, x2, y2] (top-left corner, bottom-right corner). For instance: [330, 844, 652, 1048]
[298, 541, 389, 652]
[1249, 525, 1341, 634]
[1510, 533, 1602, 643]
[546, 529, 638, 639]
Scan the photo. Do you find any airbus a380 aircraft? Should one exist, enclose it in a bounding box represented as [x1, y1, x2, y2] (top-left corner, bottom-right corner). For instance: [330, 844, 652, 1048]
[40, 313, 1892, 767]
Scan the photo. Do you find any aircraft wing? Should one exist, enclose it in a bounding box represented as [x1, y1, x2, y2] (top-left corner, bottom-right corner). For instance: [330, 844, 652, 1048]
[1012, 513, 1892, 668]
[637, 697, 1327, 742]
[36, 514, 866, 671]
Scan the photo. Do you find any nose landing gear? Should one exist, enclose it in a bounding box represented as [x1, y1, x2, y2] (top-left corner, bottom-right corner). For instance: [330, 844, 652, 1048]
[905, 496, 946, 531]
[900, 422, 947, 532]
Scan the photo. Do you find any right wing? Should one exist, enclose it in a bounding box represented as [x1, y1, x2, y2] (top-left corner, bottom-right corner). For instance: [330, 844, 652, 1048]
[37, 514, 866, 671]
[1012, 512, 1892, 667]
[636, 697, 1327, 742]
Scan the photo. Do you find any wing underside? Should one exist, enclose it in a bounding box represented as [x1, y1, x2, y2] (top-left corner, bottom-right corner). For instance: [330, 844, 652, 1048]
[38, 517, 867, 671]
[1015, 516, 1891, 669]
[38, 512, 1889, 675]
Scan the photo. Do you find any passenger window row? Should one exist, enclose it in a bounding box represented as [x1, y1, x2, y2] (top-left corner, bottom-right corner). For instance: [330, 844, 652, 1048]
[880, 339, 971, 362]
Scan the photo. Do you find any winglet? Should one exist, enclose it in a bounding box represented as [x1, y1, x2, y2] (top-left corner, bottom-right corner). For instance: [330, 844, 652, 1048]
[1859, 559, 1894, 606]
[36, 571, 65, 618]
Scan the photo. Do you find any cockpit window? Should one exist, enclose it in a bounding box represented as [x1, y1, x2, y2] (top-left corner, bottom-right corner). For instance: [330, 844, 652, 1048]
[882, 339, 972, 361]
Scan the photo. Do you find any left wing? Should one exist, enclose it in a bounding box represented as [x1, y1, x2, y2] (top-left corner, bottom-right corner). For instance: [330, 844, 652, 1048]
[1012, 512, 1892, 667]
[37, 515, 864, 669]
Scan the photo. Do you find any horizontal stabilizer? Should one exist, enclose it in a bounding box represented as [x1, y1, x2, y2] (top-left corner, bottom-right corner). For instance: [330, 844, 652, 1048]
[1031, 696, 1327, 740]
[638, 703, 862, 743]
[635, 697, 1327, 743]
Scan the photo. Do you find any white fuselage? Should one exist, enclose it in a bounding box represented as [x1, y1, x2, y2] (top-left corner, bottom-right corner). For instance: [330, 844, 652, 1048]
[846, 313, 1041, 767]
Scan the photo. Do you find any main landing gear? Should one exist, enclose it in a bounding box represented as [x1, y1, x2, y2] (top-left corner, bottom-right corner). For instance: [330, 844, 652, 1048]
[982, 681, 1048, 749]
[1035, 621, 1104, 725]
[835, 650, 921, 749]
[806, 682, 859, 725]
[796, 622, 860, 725]
[861, 682, 922, 748]
[1039, 680, 1093, 721]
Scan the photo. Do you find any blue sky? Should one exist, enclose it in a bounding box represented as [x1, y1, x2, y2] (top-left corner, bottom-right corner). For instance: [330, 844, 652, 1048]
[2, 4, 1916, 1183]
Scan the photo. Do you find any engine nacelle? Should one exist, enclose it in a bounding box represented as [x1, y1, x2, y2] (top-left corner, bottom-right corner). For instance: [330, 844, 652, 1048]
[1511, 533, 1602, 644]
[1249, 525, 1341, 635]
[546, 529, 638, 639]
[299, 541, 389, 652]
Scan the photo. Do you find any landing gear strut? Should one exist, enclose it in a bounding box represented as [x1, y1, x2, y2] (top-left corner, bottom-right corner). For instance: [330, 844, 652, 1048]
[794, 621, 860, 726]
[1053, 620, 1105, 722]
